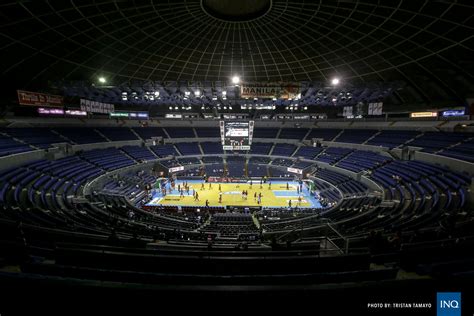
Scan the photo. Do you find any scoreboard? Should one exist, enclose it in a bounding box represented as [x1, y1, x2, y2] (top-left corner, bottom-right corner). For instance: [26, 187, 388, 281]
[220, 121, 254, 150]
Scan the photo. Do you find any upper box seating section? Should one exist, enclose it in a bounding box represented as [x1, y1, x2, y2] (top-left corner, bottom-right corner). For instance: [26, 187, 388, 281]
[54, 127, 106, 144]
[293, 146, 324, 159]
[2, 128, 65, 148]
[439, 138, 474, 163]
[305, 129, 341, 141]
[249, 143, 272, 155]
[195, 127, 220, 138]
[253, 128, 279, 138]
[165, 127, 195, 138]
[336, 150, 391, 173]
[317, 147, 352, 164]
[272, 144, 297, 156]
[335, 129, 378, 144]
[79, 148, 135, 171]
[0, 135, 32, 157]
[278, 128, 308, 140]
[121, 145, 156, 161]
[149, 145, 178, 157]
[408, 132, 470, 153]
[366, 130, 420, 148]
[175, 143, 201, 155]
[96, 127, 139, 141]
[201, 142, 223, 154]
[131, 127, 168, 140]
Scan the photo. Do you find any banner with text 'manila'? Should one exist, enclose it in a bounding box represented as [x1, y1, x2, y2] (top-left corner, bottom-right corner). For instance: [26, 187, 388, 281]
[240, 83, 300, 99]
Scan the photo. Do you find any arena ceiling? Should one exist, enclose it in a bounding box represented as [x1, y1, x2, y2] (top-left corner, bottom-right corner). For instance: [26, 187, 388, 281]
[0, 0, 473, 105]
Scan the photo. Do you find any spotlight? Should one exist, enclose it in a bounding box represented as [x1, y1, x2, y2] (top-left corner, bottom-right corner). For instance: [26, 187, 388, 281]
[98, 77, 106, 83]
[232, 76, 240, 84]
[331, 78, 340, 85]
[195, 90, 200, 96]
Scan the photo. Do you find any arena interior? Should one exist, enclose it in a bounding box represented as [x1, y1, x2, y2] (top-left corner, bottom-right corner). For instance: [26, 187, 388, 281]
[0, 0, 474, 314]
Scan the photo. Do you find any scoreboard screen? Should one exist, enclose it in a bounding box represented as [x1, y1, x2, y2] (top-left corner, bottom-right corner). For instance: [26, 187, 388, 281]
[220, 121, 254, 150]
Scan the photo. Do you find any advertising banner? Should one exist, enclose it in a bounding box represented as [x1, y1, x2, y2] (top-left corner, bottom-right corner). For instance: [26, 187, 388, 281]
[80, 99, 114, 114]
[240, 83, 300, 99]
[18, 90, 63, 107]
[410, 112, 438, 118]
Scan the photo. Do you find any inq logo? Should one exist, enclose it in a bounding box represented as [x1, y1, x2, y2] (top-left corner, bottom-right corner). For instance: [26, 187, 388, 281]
[437, 293, 461, 316]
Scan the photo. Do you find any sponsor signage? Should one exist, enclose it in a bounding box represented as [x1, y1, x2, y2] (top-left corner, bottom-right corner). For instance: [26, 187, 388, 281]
[168, 166, 185, 173]
[110, 112, 129, 117]
[287, 167, 303, 174]
[109, 111, 149, 119]
[65, 109, 87, 116]
[18, 90, 63, 107]
[38, 107, 64, 115]
[442, 110, 465, 117]
[80, 99, 114, 114]
[410, 111, 438, 118]
[165, 114, 182, 118]
[240, 83, 300, 99]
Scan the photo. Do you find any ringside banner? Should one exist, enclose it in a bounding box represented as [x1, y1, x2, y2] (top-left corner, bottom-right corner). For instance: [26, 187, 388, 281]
[17, 90, 64, 107]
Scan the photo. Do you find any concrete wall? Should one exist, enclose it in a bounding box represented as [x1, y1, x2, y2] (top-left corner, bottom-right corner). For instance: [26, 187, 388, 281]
[322, 141, 389, 153]
[413, 151, 474, 176]
[71, 140, 142, 153]
[0, 149, 46, 171]
[3, 116, 472, 131]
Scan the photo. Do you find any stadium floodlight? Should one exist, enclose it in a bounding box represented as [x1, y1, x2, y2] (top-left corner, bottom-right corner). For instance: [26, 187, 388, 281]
[331, 78, 340, 85]
[232, 76, 240, 84]
[98, 77, 106, 83]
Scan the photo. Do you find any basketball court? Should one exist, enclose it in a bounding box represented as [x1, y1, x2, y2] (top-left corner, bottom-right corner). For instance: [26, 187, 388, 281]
[145, 180, 322, 208]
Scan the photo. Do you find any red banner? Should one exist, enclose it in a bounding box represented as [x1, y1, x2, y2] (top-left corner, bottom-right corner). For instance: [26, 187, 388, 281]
[17, 90, 63, 107]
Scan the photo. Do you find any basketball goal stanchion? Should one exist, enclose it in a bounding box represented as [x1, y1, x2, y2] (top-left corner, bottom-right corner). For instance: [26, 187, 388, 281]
[154, 177, 169, 196]
[303, 179, 320, 201]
